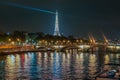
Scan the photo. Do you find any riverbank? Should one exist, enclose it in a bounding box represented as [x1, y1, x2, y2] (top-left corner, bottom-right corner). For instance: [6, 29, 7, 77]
[0, 48, 55, 55]
[1, 48, 120, 56]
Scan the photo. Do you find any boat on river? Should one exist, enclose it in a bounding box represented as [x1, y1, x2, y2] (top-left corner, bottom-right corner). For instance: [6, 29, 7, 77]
[95, 63, 120, 80]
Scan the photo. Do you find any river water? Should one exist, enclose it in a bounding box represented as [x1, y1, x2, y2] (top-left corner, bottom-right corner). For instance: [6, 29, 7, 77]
[0, 51, 120, 80]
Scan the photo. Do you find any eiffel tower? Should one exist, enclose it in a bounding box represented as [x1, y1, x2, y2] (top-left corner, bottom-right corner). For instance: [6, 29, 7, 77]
[54, 10, 61, 36]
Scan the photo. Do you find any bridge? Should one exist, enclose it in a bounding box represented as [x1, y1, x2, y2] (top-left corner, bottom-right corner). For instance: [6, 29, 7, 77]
[36, 34, 120, 52]
[36, 43, 120, 52]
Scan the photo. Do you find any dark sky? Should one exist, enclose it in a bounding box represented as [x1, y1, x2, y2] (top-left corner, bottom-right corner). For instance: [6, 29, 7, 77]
[0, 0, 120, 39]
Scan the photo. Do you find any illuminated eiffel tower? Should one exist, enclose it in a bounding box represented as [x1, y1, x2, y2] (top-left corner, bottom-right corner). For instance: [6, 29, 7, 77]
[54, 10, 61, 36]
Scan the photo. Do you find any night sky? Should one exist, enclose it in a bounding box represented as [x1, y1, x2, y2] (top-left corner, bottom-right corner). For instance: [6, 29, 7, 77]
[0, 0, 120, 39]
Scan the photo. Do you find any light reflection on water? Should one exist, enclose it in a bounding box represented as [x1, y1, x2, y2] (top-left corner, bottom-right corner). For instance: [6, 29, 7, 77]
[0, 51, 120, 80]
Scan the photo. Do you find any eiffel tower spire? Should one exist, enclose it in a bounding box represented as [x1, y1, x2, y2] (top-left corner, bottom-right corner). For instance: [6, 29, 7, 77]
[54, 10, 60, 36]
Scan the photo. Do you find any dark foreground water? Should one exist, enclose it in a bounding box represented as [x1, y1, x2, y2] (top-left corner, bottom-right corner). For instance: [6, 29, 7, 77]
[0, 51, 120, 80]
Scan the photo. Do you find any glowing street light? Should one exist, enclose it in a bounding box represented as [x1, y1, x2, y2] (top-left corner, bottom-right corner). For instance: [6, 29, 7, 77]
[76, 40, 79, 42]
[11, 41, 15, 45]
[17, 38, 20, 41]
[80, 40, 83, 43]
[63, 40, 66, 43]
[8, 38, 11, 42]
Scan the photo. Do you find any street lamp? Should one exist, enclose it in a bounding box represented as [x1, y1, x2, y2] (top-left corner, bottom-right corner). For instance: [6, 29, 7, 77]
[11, 41, 15, 45]
[17, 38, 20, 41]
[8, 38, 11, 42]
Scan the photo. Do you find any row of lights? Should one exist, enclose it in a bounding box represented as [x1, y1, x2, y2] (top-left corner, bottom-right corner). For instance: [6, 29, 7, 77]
[38, 39, 84, 45]
[8, 38, 21, 45]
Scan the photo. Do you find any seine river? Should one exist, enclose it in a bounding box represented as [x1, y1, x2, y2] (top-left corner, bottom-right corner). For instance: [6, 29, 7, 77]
[0, 51, 120, 80]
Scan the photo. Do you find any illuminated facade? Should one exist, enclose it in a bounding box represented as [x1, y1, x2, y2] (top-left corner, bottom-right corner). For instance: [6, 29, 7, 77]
[54, 10, 61, 36]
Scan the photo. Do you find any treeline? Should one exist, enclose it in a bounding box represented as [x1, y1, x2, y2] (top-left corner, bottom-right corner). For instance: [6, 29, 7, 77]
[0, 31, 89, 43]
